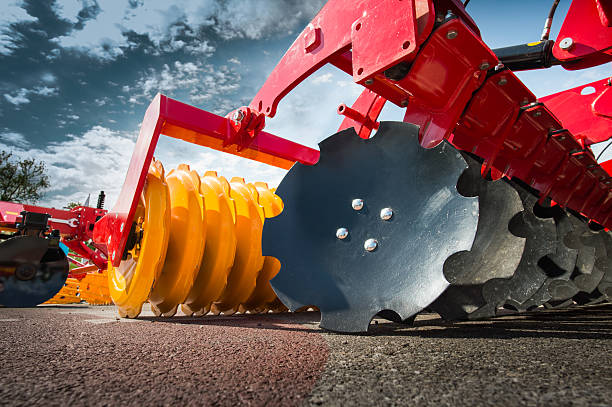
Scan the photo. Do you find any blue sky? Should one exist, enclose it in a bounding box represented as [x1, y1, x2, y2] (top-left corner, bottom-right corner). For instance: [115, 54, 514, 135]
[0, 0, 610, 208]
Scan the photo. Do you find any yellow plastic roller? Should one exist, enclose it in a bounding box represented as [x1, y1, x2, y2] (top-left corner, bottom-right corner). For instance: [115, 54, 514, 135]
[181, 171, 237, 316]
[211, 177, 264, 315]
[44, 278, 80, 304]
[108, 159, 170, 318]
[149, 164, 206, 317]
[242, 182, 284, 312]
[79, 270, 112, 305]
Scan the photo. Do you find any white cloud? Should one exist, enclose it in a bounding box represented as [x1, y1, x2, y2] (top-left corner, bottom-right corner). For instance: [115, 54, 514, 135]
[0, 0, 37, 56]
[4, 88, 30, 105]
[53, 0, 326, 60]
[3, 86, 58, 105]
[312, 73, 333, 84]
[124, 60, 240, 111]
[0, 131, 29, 148]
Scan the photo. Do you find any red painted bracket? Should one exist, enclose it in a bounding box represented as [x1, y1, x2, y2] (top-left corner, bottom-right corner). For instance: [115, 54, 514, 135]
[93, 94, 320, 267]
[553, 0, 612, 70]
[337, 89, 386, 139]
[539, 77, 612, 146]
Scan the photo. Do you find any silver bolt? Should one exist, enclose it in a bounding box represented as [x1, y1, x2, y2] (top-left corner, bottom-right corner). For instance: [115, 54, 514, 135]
[479, 62, 490, 70]
[364, 238, 378, 252]
[498, 78, 508, 86]
[446, 30, 458, 40]
[380, 207, 393, 221]
[557, 136, 566, 141]
[559, 37, 574, 51]
[233, 110, 244, 122]
[336, 227, 349, 240]
[352, 198, 364, 210]
[400, 99, 409, 107]
[364, 78, 374, 85]
[533, 111, 542, 117]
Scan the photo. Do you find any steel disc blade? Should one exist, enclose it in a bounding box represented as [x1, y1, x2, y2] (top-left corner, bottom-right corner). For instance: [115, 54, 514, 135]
[430, 155, 525, 320]
[0, 236, 69, 307]
[470, 182, 557, 319]
[263, 121, 479, 333]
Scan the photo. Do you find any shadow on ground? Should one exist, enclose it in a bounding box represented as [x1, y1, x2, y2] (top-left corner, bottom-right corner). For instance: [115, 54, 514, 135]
[134, 303, 612, 339]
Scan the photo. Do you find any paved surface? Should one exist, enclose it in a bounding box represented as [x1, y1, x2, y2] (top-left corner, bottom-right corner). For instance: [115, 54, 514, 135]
[0, 304, 610, 406]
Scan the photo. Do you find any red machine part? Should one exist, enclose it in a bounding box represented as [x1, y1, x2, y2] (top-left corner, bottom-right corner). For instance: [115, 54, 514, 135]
[93, 0, 612, 263]
[92, 95, 320, 267]
[0, 201, 108, 270]
[539, 77, 612, 146]
[553, 0, 612, 70]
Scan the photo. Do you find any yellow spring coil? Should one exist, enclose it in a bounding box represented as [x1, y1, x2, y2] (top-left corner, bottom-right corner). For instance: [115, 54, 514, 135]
[108, 160, 285, 318]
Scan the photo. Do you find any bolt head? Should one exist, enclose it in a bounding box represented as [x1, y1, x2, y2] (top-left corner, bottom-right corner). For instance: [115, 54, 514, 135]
[479, 62, 490, 71]
[336, 227, 349, 240]
[533, 111, 542, 117]
[352, 198, 364, 211]
[446, 30, 458, 40]
[364, 78, 374, 85]
[400, 99, 409, 107]
[380, 207, 393, 221]
[233, 110, 244, 122]
[364, 238, 378, 252]
[498, 78, 508, 86]
[559, 37, 574, 51]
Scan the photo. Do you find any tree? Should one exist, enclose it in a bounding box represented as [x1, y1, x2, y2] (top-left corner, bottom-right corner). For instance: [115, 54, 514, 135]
[0, 150, 50, 204]
[64, 201, 82, 210]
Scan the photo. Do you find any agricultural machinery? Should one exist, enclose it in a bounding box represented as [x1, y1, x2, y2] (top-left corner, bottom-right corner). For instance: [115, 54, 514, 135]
[1, 0, 612, 332]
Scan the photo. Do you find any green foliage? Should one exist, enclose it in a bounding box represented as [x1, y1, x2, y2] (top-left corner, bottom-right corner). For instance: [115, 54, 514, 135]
[64, 201, 82, 210]
[0, 150, 50, 204]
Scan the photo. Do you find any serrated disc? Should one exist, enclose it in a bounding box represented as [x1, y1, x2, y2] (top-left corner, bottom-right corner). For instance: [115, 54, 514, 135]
[263, 121, 479, 332]
[430, 155, 525, 320]
[470, 182, 557, 319]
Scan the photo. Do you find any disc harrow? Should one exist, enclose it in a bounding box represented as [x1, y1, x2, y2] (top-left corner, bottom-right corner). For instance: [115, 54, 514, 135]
[2, 0, 612, 333]
[108, 159, 284, 319]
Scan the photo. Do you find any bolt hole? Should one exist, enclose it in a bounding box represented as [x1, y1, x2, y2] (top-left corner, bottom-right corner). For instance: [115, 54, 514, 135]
[402, 41, 410, 49]
[355, 22, 361, 31]
[581, 86, 596, 96]
[338, 104, 345, 113]
[258, 101, 262, 111]
[357, 67, 364, 75]
[266, 106, 271, 113]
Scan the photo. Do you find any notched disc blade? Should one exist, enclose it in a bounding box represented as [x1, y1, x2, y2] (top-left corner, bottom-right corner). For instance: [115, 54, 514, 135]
[263, 121, 479, 333]
[0, 236, 69, 307]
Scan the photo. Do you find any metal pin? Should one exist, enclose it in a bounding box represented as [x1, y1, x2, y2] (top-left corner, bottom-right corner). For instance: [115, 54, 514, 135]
[559, 37, 574, 51]
[364, 238, 378, 252]
[352, 198, 364, 210]
[336, 228, 349, 240]
[479, 62, 490, 70]
[446, 30, 458, 39]
[380, 207, 393, 221]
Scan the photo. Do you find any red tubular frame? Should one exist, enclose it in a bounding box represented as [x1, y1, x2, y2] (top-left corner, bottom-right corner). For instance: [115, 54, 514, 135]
[94, 0, 612, 267]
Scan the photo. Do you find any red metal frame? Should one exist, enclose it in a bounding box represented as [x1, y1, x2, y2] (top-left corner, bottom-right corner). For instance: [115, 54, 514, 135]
[0, 201, 108, 270]
[92, 0, 612, 265]
[93, 95, 319, 266]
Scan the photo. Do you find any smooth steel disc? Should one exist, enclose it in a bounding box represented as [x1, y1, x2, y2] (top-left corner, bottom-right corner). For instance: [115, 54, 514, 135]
[0, 235, 69, 307]
[263, 121, 479, 332]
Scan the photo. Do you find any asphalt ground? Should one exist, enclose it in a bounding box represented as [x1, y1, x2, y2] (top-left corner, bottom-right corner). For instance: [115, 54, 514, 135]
[0, 304, 610, 406]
